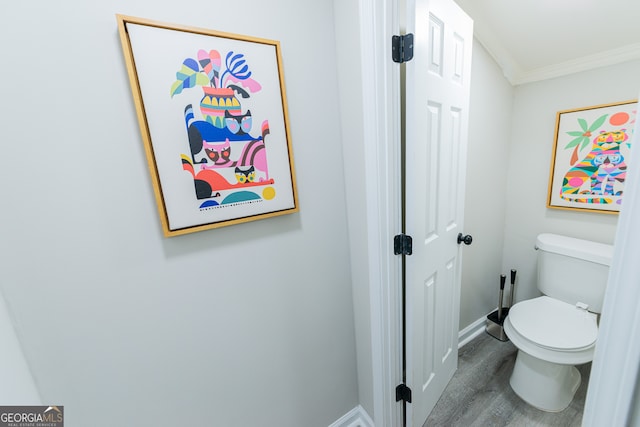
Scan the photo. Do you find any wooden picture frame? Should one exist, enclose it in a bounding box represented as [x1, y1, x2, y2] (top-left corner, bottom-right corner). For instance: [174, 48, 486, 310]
[117, 15, 298, 236]
[547, 100, 637, 214]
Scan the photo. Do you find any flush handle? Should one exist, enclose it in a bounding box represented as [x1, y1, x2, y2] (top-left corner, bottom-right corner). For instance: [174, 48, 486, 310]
[457, 233, 473, 245]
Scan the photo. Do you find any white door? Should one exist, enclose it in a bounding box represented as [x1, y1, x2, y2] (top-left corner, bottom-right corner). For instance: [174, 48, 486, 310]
[404, 0, 473, 425]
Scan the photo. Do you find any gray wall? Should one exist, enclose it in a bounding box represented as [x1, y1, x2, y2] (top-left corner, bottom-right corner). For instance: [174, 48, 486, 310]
[459, 46, 640, 328]
[3, 2, 639, 425]
[502, 60, 640, 303]
[632, 369, 640, 426]
[333, 0, 375, 417]
[459, 40, 514, 330]
[0, 295, 40, 404]
[0, 1, 358, 426]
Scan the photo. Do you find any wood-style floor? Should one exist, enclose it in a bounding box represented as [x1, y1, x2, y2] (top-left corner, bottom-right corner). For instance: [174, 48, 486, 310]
[423, 331, 590, 427]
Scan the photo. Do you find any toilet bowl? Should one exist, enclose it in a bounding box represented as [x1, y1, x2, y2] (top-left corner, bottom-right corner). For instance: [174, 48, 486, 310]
[503, 296, 597, 411]
[504, 233, 612, 412]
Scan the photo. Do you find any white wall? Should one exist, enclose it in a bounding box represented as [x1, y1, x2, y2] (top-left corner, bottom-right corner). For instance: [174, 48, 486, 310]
[503, 60, 640, 303]
[459, 40, 514, 330]
[0, 1, 359, 426]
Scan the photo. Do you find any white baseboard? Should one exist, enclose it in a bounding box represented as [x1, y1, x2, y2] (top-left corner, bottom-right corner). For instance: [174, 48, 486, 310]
[328, 405, 374, 427]
[458, 314, 488, 348]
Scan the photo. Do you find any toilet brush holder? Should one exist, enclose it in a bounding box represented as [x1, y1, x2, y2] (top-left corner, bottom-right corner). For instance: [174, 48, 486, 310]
[486, 307, 509, 342]
[486, 273, 510, 342]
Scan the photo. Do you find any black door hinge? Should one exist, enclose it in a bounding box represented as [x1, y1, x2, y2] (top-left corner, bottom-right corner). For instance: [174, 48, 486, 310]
[396, 383, 412, 403]
[392, 33, 414, 63]
[394, 234, 413, 256]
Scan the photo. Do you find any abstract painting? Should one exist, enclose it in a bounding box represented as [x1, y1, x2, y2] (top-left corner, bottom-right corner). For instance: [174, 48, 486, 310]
[117, 15, 297, 236]
[547, 100, 637, 213]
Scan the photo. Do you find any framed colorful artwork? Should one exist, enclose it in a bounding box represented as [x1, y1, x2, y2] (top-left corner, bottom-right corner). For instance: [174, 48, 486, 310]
[116, 15, 298, 236]
[547, 100, 637, 214]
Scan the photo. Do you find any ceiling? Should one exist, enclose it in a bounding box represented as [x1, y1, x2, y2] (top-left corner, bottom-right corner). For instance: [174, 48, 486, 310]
[453, 0, 640, 85]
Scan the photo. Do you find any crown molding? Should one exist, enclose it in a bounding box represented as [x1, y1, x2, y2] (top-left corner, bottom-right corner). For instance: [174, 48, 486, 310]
[476, 36, 640, 86]
[471, 26, 522, 85]
[513, 42, 640, 85]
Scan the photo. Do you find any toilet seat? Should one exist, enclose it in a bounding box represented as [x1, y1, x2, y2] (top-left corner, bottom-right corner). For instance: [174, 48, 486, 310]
[508, 296, 598, 351]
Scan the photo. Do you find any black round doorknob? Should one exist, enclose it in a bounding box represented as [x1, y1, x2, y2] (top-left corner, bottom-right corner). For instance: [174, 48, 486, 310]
[457, 233, 473, 245]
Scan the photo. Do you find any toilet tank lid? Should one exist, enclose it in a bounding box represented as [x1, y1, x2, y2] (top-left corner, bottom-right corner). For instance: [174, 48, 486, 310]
[536, 233, 613, 266]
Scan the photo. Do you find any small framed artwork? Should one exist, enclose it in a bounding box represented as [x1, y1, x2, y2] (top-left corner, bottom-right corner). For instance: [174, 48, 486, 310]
[547, 100, 637, 214]
[117, 15, 298, 236]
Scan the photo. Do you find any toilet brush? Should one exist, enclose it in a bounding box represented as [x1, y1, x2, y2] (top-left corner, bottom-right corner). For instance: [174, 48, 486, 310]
[508, 269, 516, 309]
[497, 274, 506, 322]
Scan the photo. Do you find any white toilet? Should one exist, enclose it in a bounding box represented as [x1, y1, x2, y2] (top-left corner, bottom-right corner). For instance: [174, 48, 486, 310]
[503, 233, 613, 412]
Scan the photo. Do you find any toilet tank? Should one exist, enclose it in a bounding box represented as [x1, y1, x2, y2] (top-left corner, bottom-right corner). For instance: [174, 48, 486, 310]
[536, 233, 613, 313]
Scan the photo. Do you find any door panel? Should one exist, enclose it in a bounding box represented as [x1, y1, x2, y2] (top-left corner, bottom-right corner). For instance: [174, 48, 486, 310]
[404, 0, 473, 425]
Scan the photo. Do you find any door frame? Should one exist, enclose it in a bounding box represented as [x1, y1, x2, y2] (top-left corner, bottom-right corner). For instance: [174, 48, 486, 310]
[360, 0, 472, 424]
[359, 2, 639, 426]
[359, 0, 403, 425]
[582, 94, 640, 426]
